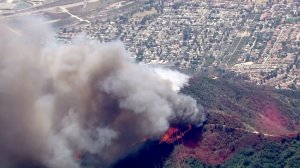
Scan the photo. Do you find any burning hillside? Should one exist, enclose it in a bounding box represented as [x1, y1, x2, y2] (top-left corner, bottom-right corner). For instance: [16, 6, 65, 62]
[162, 76, 300, 167]
[159, 125, 192, 144]
[113, 77, 300, 168]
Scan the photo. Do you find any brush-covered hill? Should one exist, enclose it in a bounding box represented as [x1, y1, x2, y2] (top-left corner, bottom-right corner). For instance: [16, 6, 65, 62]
[164, 76, 300, 168]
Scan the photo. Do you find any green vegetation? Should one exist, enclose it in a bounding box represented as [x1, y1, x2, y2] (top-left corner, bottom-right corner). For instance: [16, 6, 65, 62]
[222, 138, 300, 168]
[227, 36, 249, 67]
[164, 138, 300, 168]
[181, 76, 300, 122]
[284, 17, 300, 24]
[181, 76, 259, 114]
[227, 37, 241, 54]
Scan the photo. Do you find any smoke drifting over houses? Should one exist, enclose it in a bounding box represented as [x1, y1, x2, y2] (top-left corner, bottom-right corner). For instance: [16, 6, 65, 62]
[0, 17, 205, 168]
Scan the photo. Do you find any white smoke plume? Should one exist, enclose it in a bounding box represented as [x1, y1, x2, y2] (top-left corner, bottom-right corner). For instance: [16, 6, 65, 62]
[150, 67, 189, 92]
[0, 17, 206, 168]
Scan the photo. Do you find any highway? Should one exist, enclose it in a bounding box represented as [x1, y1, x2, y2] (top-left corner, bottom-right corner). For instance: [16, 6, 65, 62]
[0, 0, 101, 20]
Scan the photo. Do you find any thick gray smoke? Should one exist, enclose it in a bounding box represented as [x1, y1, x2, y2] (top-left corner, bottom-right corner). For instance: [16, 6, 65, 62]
[0, 17, 205, 168]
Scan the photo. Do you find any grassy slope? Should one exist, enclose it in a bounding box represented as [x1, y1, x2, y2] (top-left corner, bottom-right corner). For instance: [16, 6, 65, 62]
[181, 76, 300, 134]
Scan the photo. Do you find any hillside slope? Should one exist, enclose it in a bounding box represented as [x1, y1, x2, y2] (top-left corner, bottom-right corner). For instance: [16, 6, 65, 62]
[163, 76, 300, 167]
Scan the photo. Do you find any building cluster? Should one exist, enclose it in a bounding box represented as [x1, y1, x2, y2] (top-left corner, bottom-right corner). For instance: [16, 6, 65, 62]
[57, 0, 300, 89]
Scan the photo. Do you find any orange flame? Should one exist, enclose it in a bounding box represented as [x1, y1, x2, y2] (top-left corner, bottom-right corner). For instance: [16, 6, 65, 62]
[159, 125, 192, 144]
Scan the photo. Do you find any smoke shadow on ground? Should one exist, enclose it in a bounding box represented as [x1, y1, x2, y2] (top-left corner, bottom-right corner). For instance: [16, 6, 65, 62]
[111, 125, 205, 168]
[111, 140, 174, 168]
[182, 126, 204, 148]
[15, 162, 45, 168]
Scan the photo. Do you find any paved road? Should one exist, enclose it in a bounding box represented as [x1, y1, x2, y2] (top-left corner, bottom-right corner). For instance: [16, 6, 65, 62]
[0, 0, 101, 20]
